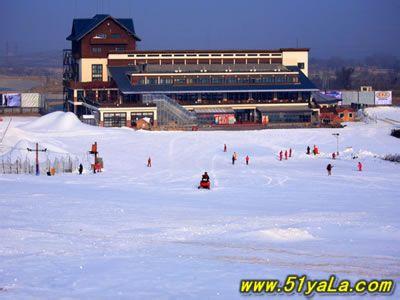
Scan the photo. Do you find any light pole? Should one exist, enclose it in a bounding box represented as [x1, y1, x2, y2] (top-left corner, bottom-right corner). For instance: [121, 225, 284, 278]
[27, 143, 47, 176]
[332, 133, 340, 156]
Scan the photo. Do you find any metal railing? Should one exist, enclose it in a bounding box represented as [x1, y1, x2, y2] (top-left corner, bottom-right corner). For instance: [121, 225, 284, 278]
[142, 94, 197, 126]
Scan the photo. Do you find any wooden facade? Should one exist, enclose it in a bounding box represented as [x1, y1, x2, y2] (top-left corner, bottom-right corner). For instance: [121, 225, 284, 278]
[72, 17, 137, 59]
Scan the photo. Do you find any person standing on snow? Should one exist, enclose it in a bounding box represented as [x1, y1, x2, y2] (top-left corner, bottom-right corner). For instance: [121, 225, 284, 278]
[78, 164, 83, 175]
[332, 152, 336, 160]
[284, 150, 288, 160]
[234, 152, 238, 161]
[245, 155, 249, 165]
[147, 157, 152, 167]
[224, 144, 227, 152]
[306, 146, 311, 155]
[358, 162, 363, 171]
[289, 148, 292, 158]
[232, 154, 236, 165]
[279, 150, 283, 161]
[327, 163, 333, 175]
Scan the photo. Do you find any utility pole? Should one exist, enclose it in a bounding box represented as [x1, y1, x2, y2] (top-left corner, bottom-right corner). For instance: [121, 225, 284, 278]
[27, 143, 47, 176]
[332, 133, 340, 156]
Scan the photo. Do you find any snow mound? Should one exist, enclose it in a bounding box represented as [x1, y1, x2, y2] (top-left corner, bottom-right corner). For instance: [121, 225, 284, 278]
[258, 228, 316, 242]
[20, 112, 88, 132]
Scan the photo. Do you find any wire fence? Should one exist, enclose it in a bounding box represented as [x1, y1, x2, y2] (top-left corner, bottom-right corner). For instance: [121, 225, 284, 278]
[0, 144, 94, 175]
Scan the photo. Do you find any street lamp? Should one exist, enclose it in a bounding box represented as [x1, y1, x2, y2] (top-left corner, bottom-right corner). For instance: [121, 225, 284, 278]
[332, 133, 340, 156]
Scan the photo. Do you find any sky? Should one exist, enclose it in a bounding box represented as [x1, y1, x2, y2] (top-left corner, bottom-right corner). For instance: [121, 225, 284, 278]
[0, 0, 399, 59]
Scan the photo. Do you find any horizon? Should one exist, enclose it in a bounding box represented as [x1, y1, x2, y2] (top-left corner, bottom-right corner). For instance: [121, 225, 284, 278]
[1, 0, 399, 60]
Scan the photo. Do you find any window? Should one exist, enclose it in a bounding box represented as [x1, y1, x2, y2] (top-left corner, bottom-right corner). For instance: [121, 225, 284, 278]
[115, 46, 126, 52]
[160, 77, 173, 85]
[93, 33, 107, 39]
[298, 62, 305, 69]
[91, 47, 102, 54]
[147, 77, 158, 85]
[349, 113, 353, 118]
[98, 90, 108, 102]
[339, 113, 344, 118]
[77, 90, 84, 101]
[92, 64, 103, 81]
[103, 112, 126, 127]
[173, 77, 186, 85]
[111, 33, 121, 39]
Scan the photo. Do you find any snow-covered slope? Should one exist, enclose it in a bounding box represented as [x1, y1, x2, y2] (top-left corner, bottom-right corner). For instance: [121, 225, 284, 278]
[0, 109, 399, 299]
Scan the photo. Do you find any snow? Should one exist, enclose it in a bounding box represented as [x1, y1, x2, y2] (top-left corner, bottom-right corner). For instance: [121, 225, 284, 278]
[19, 111, 88, 132]
[1, 109, 400, 299]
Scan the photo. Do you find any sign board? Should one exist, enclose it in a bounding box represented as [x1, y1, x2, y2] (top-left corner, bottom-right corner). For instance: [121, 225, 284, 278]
[321, 90, 342, 100]
[374, 91, 392, 105]
[1, 93, 21, 107]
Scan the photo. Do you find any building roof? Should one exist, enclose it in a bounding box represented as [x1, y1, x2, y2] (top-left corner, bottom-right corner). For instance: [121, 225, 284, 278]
[320, 107, 355, 114]
[108, 48, 309, 55]
[67, 14, 141, 41]
[109, 66, 317, 94]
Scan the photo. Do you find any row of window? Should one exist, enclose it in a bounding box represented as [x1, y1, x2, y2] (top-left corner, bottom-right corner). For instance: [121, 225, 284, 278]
[91, 46, 126, 54]
[169, 92, 309, 103]
[134, 75, 299, 86]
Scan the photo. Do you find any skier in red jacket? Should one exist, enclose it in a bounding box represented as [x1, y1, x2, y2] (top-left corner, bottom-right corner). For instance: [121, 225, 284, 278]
[358, 162, 363, 171]
[284, 150, 288, 160]
[245, 155, 249, 165]
[279, 150, 283, 161]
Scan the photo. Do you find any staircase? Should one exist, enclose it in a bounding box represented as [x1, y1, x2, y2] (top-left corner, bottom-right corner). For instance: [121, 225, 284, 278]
[142, 94, 197, 127]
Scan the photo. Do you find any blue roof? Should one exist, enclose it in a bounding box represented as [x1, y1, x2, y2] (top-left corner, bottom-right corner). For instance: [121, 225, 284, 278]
[67, 14, 140, 41]
[108, 66, 318, 94]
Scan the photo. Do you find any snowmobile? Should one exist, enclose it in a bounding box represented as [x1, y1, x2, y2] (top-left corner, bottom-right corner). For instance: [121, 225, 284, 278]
[198, 179, 211, 189]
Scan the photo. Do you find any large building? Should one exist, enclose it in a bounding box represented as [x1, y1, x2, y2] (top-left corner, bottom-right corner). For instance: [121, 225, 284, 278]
[63, 14, 319, 128]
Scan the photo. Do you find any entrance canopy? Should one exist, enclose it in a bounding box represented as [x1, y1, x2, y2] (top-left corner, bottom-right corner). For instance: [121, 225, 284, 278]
[257, 106, 312, 114]
[194, 107, 235, 114]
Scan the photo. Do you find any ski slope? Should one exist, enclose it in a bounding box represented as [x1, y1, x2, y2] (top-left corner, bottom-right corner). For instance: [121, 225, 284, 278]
[0, 109, 399, 299]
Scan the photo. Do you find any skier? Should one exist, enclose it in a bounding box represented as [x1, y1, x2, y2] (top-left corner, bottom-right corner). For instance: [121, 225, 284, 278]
[234, 152, 238, 161]
[358, 161, 363, 172]
[147, 157, 152, 167]
[78, 163, 83, 175]
[289, 148, 292, 158]
[332, 152, 336, 160]
[284, 150, 288, 160]
[245, 155, 249, 165]
[326, 163, 333, 176]
[232, 154, 235, 165]
[279, 150, 283, 161]
[306, 146, 311, 155]
[224, 144, 227, 152]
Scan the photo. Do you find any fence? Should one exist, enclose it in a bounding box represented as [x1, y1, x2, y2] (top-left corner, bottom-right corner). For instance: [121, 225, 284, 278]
[0, 146, 94, 175]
